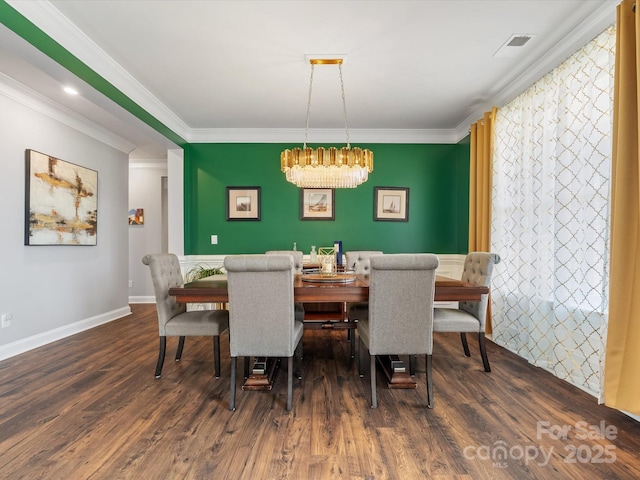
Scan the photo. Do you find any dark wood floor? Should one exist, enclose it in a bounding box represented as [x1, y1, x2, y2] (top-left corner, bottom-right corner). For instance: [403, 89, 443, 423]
[1, 304, 639, 479]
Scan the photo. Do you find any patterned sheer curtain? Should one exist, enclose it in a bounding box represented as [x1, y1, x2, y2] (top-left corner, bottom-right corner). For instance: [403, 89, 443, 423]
[490, 26, 615, 397]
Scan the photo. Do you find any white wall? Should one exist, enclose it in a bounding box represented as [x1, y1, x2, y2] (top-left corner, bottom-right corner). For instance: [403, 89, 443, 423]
[0, 85, 131, 359]
[167, 149, 184, 256]
[128, 164, 167, 302]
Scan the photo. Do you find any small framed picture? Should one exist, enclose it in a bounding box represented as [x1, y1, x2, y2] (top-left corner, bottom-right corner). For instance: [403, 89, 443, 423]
[128, 208, 144, 225]
[300, 188, 335, 220]
[374, 187, 409, 222]
[226, 187, 261, 221]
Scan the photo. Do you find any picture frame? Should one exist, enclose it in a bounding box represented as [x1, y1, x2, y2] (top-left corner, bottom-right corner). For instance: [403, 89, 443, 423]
[374, 187, 409, 222]
[300, 188, 335, 221]
[226, 186, 261, 221]
[25, 149, 98, 245]
[128, 208, 144, 225]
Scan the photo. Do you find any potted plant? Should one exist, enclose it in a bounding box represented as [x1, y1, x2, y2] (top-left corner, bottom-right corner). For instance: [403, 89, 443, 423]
[184, 263, 226, 311]
[185, 263, 224, 282]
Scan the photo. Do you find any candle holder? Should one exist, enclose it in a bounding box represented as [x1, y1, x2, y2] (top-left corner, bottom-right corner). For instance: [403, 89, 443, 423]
[318, 247, 336, 276]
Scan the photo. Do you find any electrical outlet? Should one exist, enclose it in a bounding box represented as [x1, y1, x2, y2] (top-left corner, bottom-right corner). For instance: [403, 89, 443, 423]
[128, 280, 133, 288]
[211, 235, 218, 245]
[1, 313, 12, 328]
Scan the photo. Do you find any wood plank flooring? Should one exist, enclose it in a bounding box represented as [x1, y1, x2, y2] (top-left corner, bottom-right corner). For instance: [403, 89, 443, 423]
[1, 304, 639, 479]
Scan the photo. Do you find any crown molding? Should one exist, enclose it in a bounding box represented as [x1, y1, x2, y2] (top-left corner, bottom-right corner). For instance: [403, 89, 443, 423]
[186, 127, 462, 144]
[9, 0, 615, 149]
[6, 0, 191, 140]
[457, 1, 616, 131]
[0, 72, 136, 153]
[493, 1, 616, 108]
[129, 162, 168, 169]
[5, 1, 472, 147]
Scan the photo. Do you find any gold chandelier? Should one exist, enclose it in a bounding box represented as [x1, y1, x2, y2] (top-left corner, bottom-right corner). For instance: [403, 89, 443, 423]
[281, 58, 373, 189]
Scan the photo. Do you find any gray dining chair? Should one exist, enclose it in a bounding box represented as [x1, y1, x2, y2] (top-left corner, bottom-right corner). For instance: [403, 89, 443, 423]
[344, 251, 383, 354]
[265, 249, 306, 321]
[345, 251, 383, 320]
[265, 250, 304, 273]
[345, 251, 384, 274]
[224, 254, 304, 411]
[354, 253, 439, 408]
[433, 251, 501, 372]
[142, 253, 229, 378]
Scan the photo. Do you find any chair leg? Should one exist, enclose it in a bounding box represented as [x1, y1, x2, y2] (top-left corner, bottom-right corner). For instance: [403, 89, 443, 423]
[287, 356, 294, 411]
[409, 354, 417, 376]
[370, 353, 377, 408]
[350, 330, 356, 358]
[244, 357, 250, 379]
[460, 332, 471, 357]
[175, 336, 185, 361]
[230, 357, 237, 411]
[358, 337, 365, 377]
[213, 335, 221, 378]
[478, 333, 491, 372]
[295, 342, 303, 380]
[155, 336, 167, 378]
[426, 354, 434, 409]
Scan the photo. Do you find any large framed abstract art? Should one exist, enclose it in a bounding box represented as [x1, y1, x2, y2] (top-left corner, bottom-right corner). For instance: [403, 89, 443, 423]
[24, 149, 98, 245]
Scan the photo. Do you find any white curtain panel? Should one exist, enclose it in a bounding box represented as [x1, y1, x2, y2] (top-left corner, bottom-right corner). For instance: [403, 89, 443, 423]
[490, 26, 615, 398]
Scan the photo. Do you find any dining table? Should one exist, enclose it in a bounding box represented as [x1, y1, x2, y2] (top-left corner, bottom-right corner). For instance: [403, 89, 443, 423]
[169, 273, 488, 304]
[169, 272, 489, 389]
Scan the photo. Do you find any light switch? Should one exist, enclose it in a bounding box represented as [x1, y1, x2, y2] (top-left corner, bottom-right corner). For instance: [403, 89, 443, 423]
[211, 235, 218, 245]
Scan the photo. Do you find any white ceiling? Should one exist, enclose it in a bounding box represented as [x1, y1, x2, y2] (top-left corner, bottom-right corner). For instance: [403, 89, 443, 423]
[4, 0, 617, 158]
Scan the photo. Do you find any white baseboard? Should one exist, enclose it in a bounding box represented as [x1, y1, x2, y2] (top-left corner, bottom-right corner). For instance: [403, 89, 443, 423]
[129, 296, 155, 304]
[0, 306, 132, 361]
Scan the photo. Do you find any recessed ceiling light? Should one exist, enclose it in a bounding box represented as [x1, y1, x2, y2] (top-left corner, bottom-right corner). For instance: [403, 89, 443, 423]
[63, 86, 79, 95]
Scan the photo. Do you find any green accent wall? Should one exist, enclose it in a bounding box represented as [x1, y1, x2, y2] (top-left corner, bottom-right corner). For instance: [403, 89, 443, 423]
[185, 143, 470, 255]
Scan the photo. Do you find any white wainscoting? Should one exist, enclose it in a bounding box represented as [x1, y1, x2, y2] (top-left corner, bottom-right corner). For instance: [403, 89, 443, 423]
[434, 254, 465, 309]
[169, 253, 466, 310]
[131, 253, 466, 306]
[177, 254, 465, 278]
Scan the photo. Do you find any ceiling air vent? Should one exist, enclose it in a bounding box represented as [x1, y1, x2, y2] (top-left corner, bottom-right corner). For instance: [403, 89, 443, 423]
[494, 34, 536, 58]
[507, 36, 532, 47]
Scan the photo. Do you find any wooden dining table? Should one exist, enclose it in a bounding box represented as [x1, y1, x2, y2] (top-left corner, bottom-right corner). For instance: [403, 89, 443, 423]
[169, 273, 488, 305]
[169, 273, 489, 389]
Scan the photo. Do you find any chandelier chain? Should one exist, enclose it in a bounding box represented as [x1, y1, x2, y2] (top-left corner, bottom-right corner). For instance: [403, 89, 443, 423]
[338, 64, 351, 148]
[303, 63, 315, 149]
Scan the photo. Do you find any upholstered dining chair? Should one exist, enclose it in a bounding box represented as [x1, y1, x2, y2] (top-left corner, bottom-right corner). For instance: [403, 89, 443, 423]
[344, 251, 383, 354]
[265, 249, 306, 322]
[345, 251, 383, 320]
[345, 251, 384, 274]
[353, 253, 439, 408]
[265, 250, 304, 273]
[224, 254, 304, 411]
[142, 253, 229, 379]
[433, 252, 501, 372]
